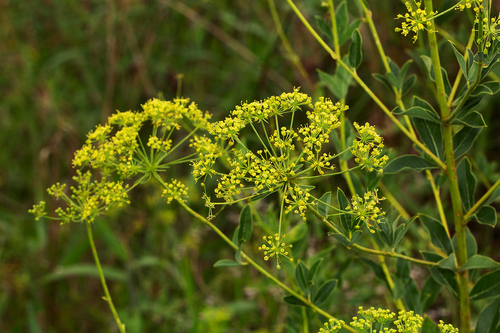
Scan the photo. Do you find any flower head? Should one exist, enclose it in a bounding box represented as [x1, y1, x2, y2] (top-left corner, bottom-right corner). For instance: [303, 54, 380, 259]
[395, 1, 437, 42]
[319, 318, 344, 333]
[351, 122, 388, 173]
[346, 189, 386, 233]
[258, 233, 293, 269]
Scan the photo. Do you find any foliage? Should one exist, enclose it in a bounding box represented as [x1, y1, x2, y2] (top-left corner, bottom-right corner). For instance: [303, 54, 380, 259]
[3, 0, 500, 332]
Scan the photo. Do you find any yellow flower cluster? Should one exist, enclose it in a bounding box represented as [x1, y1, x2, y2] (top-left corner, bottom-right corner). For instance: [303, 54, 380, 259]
[351, 122, 388, 173]
[438, 320, 459, 333]
[161, 179, 189, 204]
[285, 186, 312, 220]
[258, 233, 293, 269]
[190, 135, 222, 181]
[395, 1, 437, 42]
[209, 88, 312, 140]
[346, 189, 386, 233]
[142, 98, 211, 130]
[394, 311, 423, 333]
[318, 318, 344, 333]
[456, 0, 475, 11]
[147, 136, 172, 151]
[480, 13, 500, 53]
[358, 307, 395, 325]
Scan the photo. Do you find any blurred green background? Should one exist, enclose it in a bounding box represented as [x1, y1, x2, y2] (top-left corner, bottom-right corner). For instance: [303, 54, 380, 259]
[2, 0, 500, 332]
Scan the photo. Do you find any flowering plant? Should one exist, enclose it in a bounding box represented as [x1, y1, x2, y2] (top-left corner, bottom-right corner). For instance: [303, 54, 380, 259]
[31, 0, 500, 332]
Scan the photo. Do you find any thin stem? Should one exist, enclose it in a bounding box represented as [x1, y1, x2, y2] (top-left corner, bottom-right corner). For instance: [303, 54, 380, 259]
[176, 200, 357, 333]
[86, 222, 126, 333]
[285, 0, 446, 171]
[447, 32, 475, 108]
[464, 178, 500, 221]
[424, 1, 470, 331]
[425, 170, 449, 236]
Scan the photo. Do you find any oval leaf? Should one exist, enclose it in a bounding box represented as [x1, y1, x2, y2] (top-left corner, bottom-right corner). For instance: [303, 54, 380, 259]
[348, 29, 362, 69]
[238, 205, 253, 245]
[313, 279, 338, 305]
[460, 255, 500, 272]
[470, 270, 500, 300]
[282, 295, 309, 307]
[214, 259, 241, 268]
[384, 155, 438, 174]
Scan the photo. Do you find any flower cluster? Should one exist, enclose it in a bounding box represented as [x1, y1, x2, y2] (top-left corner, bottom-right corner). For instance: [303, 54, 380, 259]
[285, 185, 312, 220]
[351, 122, 388, 173]
[438, 320, 459, 333]
[480, 13, 500, 54]
[161, 179, 189, 204]
[31, 97, 212, 224]
[346, 189, 386, 233]
[395, 1, 437, 42]
[190, 135, 222, 181]
[318, 318, 344, 333]
[30, 170, 130, 224]
[206, 89, 351, 222]
[321, 308, 456, 333]
[258, 234, 293, 269]
[209, 88, 312, 141]
[456, 0, 476, 11]
[394, 311, 423, 333]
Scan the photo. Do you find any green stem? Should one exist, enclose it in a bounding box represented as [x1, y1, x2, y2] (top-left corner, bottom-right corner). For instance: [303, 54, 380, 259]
[86, 222, 126, 333]
[464, 178, 500, 221]
[379, 183, 410, 221]
[425, 170, 449, 236]
[307, 204, 437, 267]
[177, 200, 357, 333]
[285, 0, 446, 171]
[424, 1, 470, 331]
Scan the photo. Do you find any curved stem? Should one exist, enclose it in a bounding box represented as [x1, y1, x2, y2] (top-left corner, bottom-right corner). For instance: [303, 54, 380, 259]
[177, 200, 357, 333]
[86, 222, 126, 333]
[285, 0, 446, 171]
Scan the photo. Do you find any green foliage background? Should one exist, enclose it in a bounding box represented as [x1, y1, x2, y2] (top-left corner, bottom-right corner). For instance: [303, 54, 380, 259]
[2, 0, 500, 332]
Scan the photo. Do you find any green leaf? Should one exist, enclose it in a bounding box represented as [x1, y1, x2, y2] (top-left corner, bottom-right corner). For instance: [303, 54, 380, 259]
[393, 216, 416, 249]
[348, 29, 362, 69]
[235, 243, 243, 264]
[232, 226, 240, 246]
[421, 251, 444, 263]
[373, 73, 394, 94]
[473, 205, 497, 227]
[295, 261, 309, 295]
[419, 214, 453, 255]
[393, 106, 441, 123]
[340, 19, 362, 46]
[329, 232, 348, 247]
[471, 270, 500, 300]
[413, 118, 443, 159]
[449, 41, 468, 80]
[315, 16, 333, 42]
[453, 126, 482, 158]
[475, 298, 500, 333]
[238, 205, 253, 244]
[337, 188, 352, 231]
[286, 222, 308, 243]
[452, 111, 487, 128]
[361, 258, 390, 290]
[421, 316, 440, 333]
[402, 74, 417, 96]
[214, 259, 241, 267]
[347, 230, 363, 247]
[318, 192, 332, 218]
[460, 255, 500, 271]
[282, 295, 309, 307]
[420, 276, 441, 312]
[457, 157, 476, 212]
[438, 254, 456, 271]
[317, 66, 351, 101]
[384, 155, 438, 174]
[430, 267, 459, 299]
[308, 258, 323, 284]
[313, 279, 338, 305]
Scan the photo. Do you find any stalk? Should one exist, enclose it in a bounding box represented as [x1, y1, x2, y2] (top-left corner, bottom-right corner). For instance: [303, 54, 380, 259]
[424, 1, 470, 331]
[86, 222, 126, 333]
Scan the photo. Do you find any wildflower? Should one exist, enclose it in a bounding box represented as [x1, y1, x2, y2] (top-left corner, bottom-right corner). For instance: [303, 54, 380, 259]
[350, 316, 372, 332]
[161, 179, 189, 204]
[358, 307, 395, 325]
[346, 189, 386, 233]
[285, 185, 312, 220]
[395, 1, 437, 42]
[393, 310, 423, 333]
[438, 320, 459, 333]
[29, 201, 47, 220]
[351, 122, 388, 173]
[258, 233, 293, 269]
[318, 318, 344, 333]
